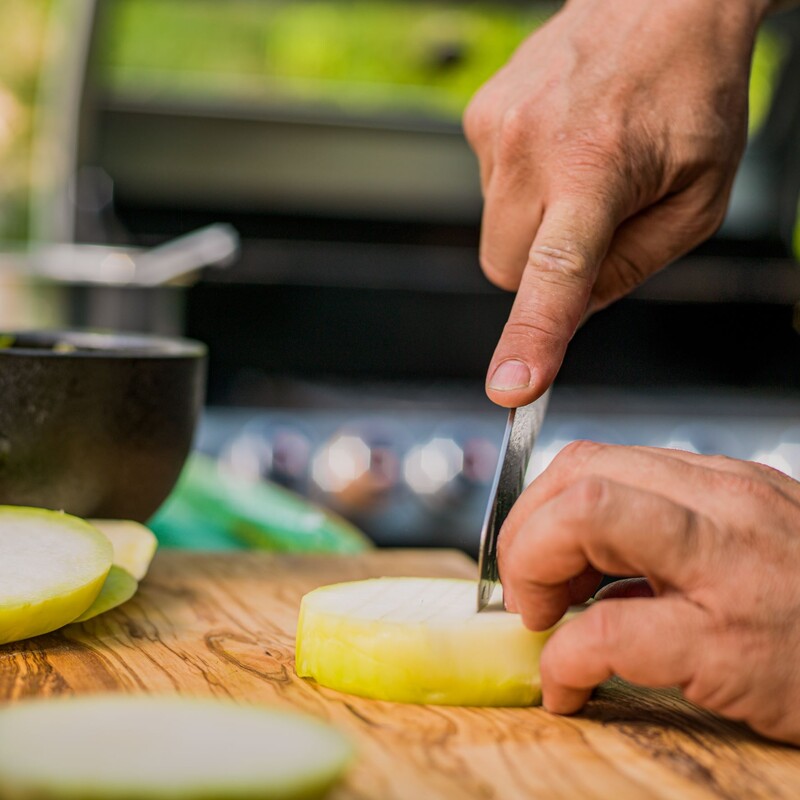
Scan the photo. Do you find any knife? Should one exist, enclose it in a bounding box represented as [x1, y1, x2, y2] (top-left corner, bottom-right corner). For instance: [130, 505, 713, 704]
[477, 390, 550, 611]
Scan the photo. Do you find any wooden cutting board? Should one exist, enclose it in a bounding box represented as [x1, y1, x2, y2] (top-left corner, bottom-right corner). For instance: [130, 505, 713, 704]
[1, 549, 799, 799]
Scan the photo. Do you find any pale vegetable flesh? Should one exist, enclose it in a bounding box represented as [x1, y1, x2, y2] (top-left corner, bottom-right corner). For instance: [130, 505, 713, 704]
[0, 507, 113, 645]
[0, 695, 353, 800]
[89, 519, 158, 581]
[295, 577, 569, 706]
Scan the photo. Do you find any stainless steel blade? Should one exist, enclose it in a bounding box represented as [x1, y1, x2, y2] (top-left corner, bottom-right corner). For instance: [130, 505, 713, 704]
[477, 390, 550, 611]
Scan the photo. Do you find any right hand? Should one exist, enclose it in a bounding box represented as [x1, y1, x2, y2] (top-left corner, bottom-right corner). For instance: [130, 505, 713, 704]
[497, 441, 800, 745]
[463, 0, 768, 407]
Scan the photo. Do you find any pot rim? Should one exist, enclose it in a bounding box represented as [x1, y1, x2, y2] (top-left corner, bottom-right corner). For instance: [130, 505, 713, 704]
[0, 329, 207, 360]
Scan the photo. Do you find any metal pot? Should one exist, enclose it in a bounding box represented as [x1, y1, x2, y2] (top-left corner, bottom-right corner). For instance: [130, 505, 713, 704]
[0, 330, 206, 522]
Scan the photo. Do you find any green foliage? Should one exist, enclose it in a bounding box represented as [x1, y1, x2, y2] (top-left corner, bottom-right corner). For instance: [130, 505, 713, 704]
[1, 0, 791, 245]
[98, 0, 550, 119]
[96, 1, 793, 252]
[749, 29, 787, 137]
[0, 0, 52, 243]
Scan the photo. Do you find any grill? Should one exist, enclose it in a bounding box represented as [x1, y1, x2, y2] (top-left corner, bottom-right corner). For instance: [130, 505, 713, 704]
[30, 0, 800, 549]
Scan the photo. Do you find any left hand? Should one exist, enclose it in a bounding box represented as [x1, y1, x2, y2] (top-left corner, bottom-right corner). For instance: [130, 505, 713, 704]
[463, 0, 761, 407]
[497, 441, 800, 745]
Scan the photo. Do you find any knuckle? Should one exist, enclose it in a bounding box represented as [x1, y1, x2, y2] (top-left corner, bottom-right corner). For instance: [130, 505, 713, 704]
[711, 469, 752, 495]
[557, 112, 622, 150]
[557, 439, 605, 467]
[711, 470, 773, 504]
[749, 458, 792, 483]
[567, 130, 621, 165]
[527, 243, 593, 285]
[567, 477, 611, 521]
[706, 454, 794, 491]
[501, 314, 565, 346]
[701, 453, 741, 472]
[462, 98, 490, 149]
[558, 131, 628, 187]
[543, 441, 606, 487]
[675, 506, 702, 561]
[497, 105, 534, 158]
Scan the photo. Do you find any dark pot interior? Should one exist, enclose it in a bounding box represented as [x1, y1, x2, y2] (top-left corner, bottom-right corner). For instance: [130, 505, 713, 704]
[0, 330, 207, 522]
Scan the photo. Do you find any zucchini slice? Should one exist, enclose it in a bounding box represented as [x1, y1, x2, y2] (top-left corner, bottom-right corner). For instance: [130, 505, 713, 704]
[296, 577, 571, 706]
[0, 507, 112, 645]
[0, 696, 353, 800]
[72, 566, 138, 623]
[89, 519, 158, 581]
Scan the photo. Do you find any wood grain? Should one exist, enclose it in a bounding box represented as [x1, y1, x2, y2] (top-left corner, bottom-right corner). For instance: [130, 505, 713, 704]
[1, 550, 799, 799]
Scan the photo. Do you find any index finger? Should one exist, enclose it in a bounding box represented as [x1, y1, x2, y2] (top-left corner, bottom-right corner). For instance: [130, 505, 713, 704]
[501, 477, 710, 630]
[498, 441, 738, 567]
[486, 196, 619, 407]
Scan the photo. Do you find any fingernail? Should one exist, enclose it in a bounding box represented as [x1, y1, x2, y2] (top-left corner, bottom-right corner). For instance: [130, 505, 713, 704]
[489, 360, 531, 391]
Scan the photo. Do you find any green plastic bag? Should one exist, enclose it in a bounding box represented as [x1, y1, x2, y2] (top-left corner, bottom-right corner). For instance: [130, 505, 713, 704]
[149, 454, 371, 553]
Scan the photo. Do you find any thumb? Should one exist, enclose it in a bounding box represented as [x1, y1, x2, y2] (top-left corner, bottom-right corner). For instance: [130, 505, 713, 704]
[486, 198, 617, 407]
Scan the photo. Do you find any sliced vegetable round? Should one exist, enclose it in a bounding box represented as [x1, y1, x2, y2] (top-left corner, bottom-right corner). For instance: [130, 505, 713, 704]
[0, 696, 353, 800]
[296, 577, 572, 707]
[0, 507, 112, 644]
[72, 565, 138, 623]
[89, 519, 158, 581]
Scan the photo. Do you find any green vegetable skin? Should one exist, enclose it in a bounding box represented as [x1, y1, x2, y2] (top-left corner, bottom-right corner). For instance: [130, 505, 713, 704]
[0, 696, 353, 800]
[72, 565, 138, 624]
[0, 508, 112, 645]
[70, 520, 159, 624]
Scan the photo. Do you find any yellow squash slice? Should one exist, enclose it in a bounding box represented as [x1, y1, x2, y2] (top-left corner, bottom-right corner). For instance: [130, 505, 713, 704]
[296, 577, 572, 707]
[0, 507, 112, 645]
[89, 519, 158, 581]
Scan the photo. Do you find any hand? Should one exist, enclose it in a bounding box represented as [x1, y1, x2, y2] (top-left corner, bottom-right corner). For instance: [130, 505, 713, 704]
[463, 0, 769, 407]
[497, 441, 800, 745]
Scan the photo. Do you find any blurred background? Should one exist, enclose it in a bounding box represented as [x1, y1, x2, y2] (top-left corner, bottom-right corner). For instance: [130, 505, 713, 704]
[1, 0, 800, 554]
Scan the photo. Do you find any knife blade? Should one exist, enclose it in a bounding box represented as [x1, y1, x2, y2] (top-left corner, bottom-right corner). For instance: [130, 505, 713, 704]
[477, 390, 550, 611]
